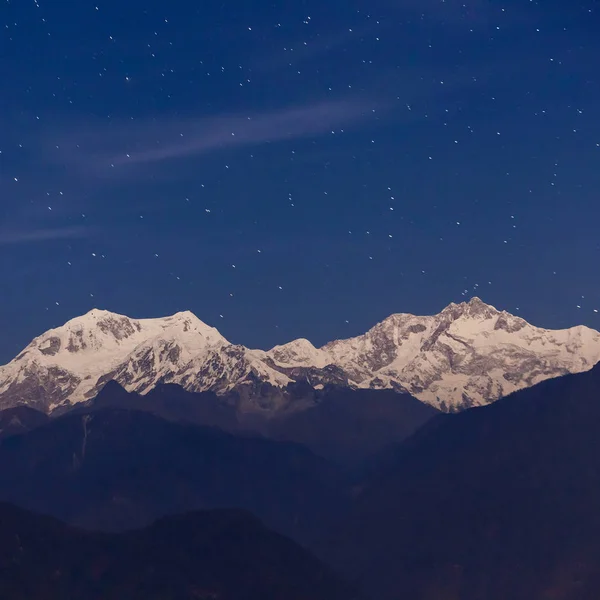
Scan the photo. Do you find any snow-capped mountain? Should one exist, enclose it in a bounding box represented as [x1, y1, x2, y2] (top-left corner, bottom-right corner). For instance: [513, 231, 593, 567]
[1, 298, 599, 413]
[0, 309, 290, 413]
[321, 297, 600, 410]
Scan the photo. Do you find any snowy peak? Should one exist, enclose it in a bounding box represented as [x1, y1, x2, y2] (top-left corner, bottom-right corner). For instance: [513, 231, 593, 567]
[317, 298, 600, 409]
[1, 310, 232, 411]
[323, 297, 502, 360]
[267, 338, 330, 368]
[441, 296, 499, 319]
[25, 310, 143, 364]
[437, 298, 529, 336]
[1, 298, 600, 414]
[23, 309, 227, 365]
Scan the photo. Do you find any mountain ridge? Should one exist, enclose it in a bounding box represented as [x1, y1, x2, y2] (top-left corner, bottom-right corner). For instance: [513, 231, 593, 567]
[0, 406, 346, 542]
[71, 380, 438, 465]
[319, 361, 600, 600]
[1, 297, 599, 413]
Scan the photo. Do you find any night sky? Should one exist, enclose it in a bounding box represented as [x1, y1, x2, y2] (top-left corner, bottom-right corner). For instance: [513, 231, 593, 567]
[1, 0, 599, 362]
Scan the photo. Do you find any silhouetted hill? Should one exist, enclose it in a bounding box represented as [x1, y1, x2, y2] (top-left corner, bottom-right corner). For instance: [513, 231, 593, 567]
[0, 406, 48, 439]
[75, 381, 241, 431]
[0, 408, 347, 544]
[79, 381, 438, 465]
[0, 502, 359, 600]
[320, 364, 600, 600]
[269, 387, 438, 465]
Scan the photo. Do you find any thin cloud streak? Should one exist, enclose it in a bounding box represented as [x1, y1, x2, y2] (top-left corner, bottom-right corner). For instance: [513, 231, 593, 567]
[0, 227, 88, 245]
[45, 98, 379, 174]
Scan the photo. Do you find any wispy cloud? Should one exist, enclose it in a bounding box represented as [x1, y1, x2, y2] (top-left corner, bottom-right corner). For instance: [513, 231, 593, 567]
[43, 98, 380, 176]
[0, 226, 88, 245]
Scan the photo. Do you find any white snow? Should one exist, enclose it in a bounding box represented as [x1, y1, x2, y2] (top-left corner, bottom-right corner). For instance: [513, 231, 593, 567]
[0, 309, 229, 405]
[1, 297, 600, 412]
[266, 338, 331, 368]
[318, 298, 600, 408]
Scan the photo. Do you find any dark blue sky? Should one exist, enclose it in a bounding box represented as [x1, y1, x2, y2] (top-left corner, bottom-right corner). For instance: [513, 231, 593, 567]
[1, 0, 599, 361]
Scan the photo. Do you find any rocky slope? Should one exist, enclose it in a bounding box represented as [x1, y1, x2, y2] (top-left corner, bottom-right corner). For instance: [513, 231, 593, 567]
[323, 297, 600, 410]
[1, 298, 599, 413]
[0, 309, 291, 413]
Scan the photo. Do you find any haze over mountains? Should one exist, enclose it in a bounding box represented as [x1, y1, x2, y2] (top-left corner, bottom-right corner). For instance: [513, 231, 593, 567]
[0, 408, 345, 543]
[1, 297, 600, 598]
[81, 382, 438, 465]
[2, 345, 600, 598]
[1, 297, 599, 415]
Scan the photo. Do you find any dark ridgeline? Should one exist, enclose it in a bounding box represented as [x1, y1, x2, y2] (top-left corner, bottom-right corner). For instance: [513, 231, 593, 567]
[3, 363, 600, 599]
[0, 408, 347, 545]
[319, 363, 600, 600]
[75, 380, 439, 466]
[0, 406, 49, 440]
[0, 503, 359, 600]
[73, 380, 242, 432]
[266, 387, 439, 466]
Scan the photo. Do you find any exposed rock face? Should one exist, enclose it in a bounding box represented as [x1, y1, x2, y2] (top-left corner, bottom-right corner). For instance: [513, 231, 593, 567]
[1, 298, 599, 413]
[321, 297, 600, 410]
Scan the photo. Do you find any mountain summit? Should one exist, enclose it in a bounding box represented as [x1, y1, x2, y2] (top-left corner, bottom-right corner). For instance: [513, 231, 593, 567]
[322, 297, 600, 409]
[0, 309, 289, 412]
[1, 298, 599, 413]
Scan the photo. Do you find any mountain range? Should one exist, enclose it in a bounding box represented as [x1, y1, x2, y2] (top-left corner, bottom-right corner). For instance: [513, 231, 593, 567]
[2, 345, 600, 599]
[318, 362, 600, 599]
[2, 303, 600, 598]
[0, 408, 346, 543]
[67, 381, 437, 465]
[1, 297, 599, 415]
